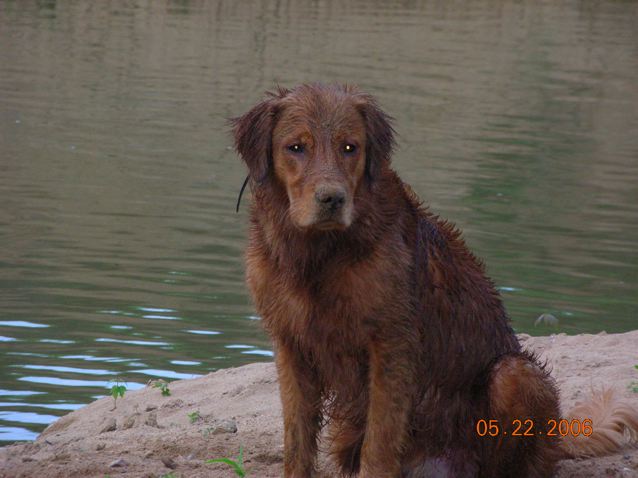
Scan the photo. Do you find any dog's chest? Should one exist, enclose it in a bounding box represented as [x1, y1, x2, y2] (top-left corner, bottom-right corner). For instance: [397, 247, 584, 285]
[266, 275, 371, 350]
[248, 250, 394, 336]
[297, 305, 370, 396]
[246, 232, 413, 394]
[246, 242, 387, 352]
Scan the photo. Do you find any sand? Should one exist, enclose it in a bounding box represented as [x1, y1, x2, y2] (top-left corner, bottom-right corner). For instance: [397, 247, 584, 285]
[1, 331, 637, 478]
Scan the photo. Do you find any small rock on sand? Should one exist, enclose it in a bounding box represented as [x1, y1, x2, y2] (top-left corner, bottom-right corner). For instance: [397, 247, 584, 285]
[145, 411, 159, 428]
[161, 456, 177, 469]
[123, 414, 137, 429]
[109, 458, 128, 468]
[211, 419, 237, 434]
[99, 418, 116, 434]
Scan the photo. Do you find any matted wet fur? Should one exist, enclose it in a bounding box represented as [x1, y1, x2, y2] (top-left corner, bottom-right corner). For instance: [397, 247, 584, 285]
[231, 83, 638, 477]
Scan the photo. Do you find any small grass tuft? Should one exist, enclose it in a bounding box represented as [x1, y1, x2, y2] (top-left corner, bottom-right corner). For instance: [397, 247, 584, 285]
[187, 410, 201, 423]
[152, 379, 171, 396]
[206, 446, 246, 477]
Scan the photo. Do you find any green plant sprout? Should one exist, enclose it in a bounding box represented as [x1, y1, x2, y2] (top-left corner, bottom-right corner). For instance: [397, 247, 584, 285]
[206, 446, 246, 477]
[109, 377, 127, 409]
[153, 379, 171, 396]
[187, 410, 201, 423]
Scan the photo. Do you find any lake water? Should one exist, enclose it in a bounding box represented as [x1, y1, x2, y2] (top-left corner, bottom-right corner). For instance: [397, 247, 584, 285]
[1, 0, 637, 444]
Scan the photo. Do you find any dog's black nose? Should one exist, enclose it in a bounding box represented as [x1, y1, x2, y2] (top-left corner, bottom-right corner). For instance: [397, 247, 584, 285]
[315, 187, 346, 209]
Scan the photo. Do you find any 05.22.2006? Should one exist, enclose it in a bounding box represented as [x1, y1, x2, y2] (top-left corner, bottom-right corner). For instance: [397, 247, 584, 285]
[475, 418, 593, 438]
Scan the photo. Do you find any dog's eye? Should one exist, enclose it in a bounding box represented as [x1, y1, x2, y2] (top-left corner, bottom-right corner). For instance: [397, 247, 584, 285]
[287, 144, 304, 154]
[343, 144, 357, 155]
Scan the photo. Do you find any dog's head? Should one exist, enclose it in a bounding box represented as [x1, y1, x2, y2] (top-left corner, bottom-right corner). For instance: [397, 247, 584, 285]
[232, 83, 395, 231]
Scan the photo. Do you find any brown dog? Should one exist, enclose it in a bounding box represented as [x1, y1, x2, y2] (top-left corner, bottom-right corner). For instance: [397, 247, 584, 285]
[232, 84, 638, 477]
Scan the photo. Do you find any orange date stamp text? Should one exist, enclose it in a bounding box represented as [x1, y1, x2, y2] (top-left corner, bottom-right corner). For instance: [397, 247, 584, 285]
[475, 418, 593, 437]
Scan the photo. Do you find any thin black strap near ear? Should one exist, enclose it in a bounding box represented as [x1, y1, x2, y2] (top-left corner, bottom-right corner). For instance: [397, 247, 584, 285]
[235, 175, 250, 213]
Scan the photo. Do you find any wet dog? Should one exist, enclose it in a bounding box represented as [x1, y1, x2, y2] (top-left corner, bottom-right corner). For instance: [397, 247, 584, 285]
[231, 83, 638, 477]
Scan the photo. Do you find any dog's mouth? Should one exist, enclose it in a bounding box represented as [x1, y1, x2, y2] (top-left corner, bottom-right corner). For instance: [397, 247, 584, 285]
[292, 215, 350, 233]
[289, 195, 354, 231]
[311, 219, 349, 231]
[307, 206, 353, 231]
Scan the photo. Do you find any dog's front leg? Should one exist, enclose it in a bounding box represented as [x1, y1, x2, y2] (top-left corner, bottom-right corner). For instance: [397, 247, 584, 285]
[359, 335, 416, 478]
[275, 340, 323, 478]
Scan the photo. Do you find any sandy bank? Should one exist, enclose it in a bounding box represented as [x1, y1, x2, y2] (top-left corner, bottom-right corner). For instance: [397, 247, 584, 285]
[1, 331, 638, 477]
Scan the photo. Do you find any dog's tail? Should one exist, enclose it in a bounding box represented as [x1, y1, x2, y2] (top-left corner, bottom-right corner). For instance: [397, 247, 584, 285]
[560, 388, 638, 458]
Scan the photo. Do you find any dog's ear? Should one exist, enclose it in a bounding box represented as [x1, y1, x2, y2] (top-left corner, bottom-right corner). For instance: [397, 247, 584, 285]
[230, 96, 280, 183]
[357, 96, 396, 181]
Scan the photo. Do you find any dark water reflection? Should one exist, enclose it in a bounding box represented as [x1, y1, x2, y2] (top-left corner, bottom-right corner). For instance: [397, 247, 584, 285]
[1, 0, 637, 443]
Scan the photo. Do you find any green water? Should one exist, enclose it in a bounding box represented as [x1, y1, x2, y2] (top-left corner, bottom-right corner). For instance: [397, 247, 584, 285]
[1, 0, 637, 444]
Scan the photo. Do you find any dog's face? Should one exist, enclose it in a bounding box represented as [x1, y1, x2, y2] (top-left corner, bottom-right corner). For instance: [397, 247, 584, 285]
[270, 92, 367, 230]
[232, 84, 394, 231]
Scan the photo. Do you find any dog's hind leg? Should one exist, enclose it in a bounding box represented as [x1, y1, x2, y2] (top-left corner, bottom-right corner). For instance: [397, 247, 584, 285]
[482, 353, 563, 478]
